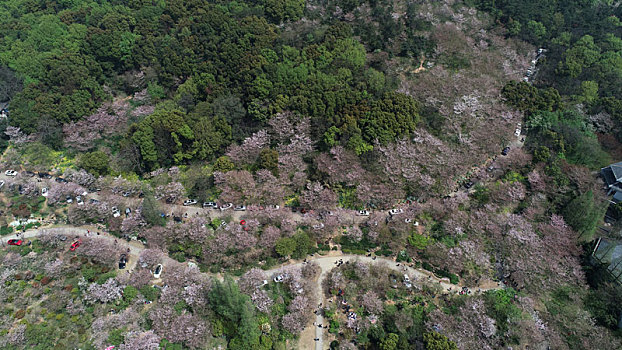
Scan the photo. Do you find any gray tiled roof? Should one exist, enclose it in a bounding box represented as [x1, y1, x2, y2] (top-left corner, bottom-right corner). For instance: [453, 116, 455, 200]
[593, 238, 622, 283]
[611, 162, 622, 182]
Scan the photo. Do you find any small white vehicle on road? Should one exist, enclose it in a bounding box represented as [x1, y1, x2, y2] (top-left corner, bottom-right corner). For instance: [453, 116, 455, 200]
[153, 264, 163, 278]
[220, 203, 233, 211]
[5, 170, 17, 176]
[388, 208, 403, 216]
[357, 210, 370, 216]
[183, 199, 197, 206]
[112, 206, 121, 218]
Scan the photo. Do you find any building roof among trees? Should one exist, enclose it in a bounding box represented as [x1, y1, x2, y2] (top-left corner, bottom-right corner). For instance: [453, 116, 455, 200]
[593, 238, 622, 284]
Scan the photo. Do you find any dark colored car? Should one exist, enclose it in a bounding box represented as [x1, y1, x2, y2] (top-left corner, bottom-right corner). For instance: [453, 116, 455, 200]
[8, 239, 23, 246]
[38, 172, 52, 179]
[501, 147, 510, 156]
[55, 177, 68, 183]
[70, 240, 81, 251]
[119, 254, 128, 269]
[464, 181, 474, 189]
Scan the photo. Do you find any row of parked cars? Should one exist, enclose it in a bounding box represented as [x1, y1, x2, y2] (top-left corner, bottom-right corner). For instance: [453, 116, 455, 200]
[182, 199, 249, 211]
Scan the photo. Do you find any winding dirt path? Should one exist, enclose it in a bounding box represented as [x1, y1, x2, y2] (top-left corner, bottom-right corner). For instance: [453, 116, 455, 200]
[2, 225, 501, 350]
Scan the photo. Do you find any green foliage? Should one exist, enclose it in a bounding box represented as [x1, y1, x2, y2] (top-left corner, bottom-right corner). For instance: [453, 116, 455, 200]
[423, 331, 458, 350]
[562, 191, 606, 241]
[141, 189, 166, 226]
[257, 148, 279, 175]
[79, 151, 110, 176]
[483, 289, 520, 334]
[214, 156, 235, 173]
[360, 92, 421, 145]
[209, 277, 261, 349]
[140, 285, 160, 302]
[407, 232, 430, 250]
[0, 226, 14, 235]
[379, 333, 399, 350]
[501, 81, 561, 114]
[123, 285, 138, 303]
[275, 237, 296, 258]
[107, 328, 125, 346]
[470, 185, 490, 206]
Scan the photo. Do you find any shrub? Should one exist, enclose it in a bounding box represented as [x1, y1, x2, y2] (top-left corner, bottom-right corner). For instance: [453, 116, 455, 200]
[14, 309, 25, 319]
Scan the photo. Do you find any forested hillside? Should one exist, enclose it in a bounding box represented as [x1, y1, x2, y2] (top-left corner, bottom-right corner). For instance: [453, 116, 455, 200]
[0, 0, 621, 349]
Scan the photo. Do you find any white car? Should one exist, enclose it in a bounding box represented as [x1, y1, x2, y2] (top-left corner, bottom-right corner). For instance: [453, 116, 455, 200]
[312, 223, 325, 230]
[357, 210, 370, 216]
[4, 170, 17, 177]
[234, 205, 246, 211]
[514, 128, 521, 136]
[183, 199, 197, 206]
[273, 274, 284, 283]
[112, 206, 121, 218]
[388, 208, 404, 216]
[267, 204, 280, 210]
[219, 203, 233, 211]
[76, 196, 84, 205]
[66, 196, 73, 204]
[203, 202, 217, 209]
[404, 274, 412, 288]
[153, 264, 163, 278]
[405, 218, 412, 223]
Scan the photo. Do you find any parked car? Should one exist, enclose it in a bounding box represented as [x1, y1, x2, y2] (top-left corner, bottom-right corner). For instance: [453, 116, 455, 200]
[8, 239, 26, 246]
[153, 264, 163, 278]
[219, 203, 233, 211]
[38, 172, 52, 179]
[388, 208, 404, 216]
[76, 196, 84, 205]
[357, 210, 370, 216]
[118, 254, 128, 269]
[112, 206, 121, 218]
[501, 147, 510, 156]
[89, 198, 99, 204]
[122, 191, 131, 197]
[273, 274, 284, 283]
[125, 208, 131, 217]
[4, 170, 17, 176]
[66, 196, 73, 204]
[404, 274, 412, 289]
[267, 204, 280, 210]
[234, 205, 246, 211]
[183, 199, 197, 206]
[70, 240, 81, 251]
[55, 177, 67, 183]
[23, 171, 35, 177]
[202, 202, 217, 209]
[312, 223, 325, 230]
[41, 187, 48, 197]
[514, 128, 521, 136]
[463, 181, 474, 189]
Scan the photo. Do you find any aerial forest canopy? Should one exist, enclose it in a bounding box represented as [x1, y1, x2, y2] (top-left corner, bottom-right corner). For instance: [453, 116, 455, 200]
[0, 0, 421, 167]
[1, 0, 622, 349]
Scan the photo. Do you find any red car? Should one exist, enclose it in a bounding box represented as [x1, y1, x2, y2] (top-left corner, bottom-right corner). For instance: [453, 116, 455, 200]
[8, 239, 23, 246]
[240, 220, 246, 225]
[70, 240, 81, 251]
